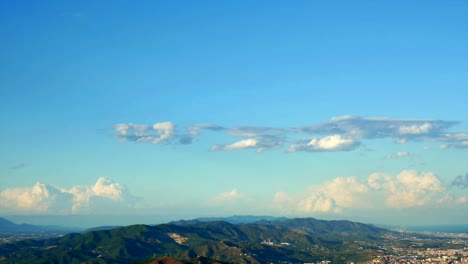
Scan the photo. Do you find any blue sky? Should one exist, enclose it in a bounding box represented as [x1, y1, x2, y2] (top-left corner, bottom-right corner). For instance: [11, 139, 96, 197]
[0, 0, 467, 227]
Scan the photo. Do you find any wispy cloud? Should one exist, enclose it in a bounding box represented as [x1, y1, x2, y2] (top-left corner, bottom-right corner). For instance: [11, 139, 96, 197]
[9, 163, 26, 170]
[111, 115, 466, 153]
[386, 151, 410, 160]
[452, 173, 468, 188]
[294, 115, 458, 142]
[212, 135, 285, 153]
[180, 124, 225, 144]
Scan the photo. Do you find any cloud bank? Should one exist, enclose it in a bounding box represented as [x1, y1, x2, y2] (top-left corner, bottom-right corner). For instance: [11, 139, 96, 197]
[275, 170, 463, 214]
[0, 178, 137, 214]
[112, 115, 467, 153]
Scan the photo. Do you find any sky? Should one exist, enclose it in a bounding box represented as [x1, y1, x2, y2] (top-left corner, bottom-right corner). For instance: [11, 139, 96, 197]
[0, 0, 467, 227]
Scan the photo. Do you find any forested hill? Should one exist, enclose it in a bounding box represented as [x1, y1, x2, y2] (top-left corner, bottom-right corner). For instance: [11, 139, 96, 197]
[0, 217, 389, 264]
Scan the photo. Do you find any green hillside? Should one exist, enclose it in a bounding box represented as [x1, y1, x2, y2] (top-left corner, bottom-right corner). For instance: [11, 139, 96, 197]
[0, 217, 388, 264]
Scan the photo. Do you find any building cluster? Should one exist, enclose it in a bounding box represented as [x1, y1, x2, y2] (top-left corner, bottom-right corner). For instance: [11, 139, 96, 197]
[367, 248, 468, 264]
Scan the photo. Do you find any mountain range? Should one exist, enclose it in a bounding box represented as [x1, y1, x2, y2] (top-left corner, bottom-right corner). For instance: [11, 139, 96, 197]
[0, 217, 77, 233]
[0, 217, 389, 264]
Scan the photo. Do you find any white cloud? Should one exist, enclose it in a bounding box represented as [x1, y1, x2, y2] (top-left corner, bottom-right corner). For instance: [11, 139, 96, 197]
[368, 170, 444, 208]
[0, 183, 74, 214]
[398, 123, 432, 135]
[286, 170, 455, 215]
[212, 135, 284, 153]
[386, 151, 410, 159]
[439, 144, 448, 149]
[298, 193, 339, 213]
[151, 122, 175, 144]
[223, 139, 257, 151]
[68, 177, 137, 213]
[322, 177, 369, 207]
[187, 124, 224, 136]
[296, 116, 459, 143]
[0, 178, 137, 214]
[112, 115, 467, 153]
[423, 146, 431, 151]
[113, 121, 175, 144]
[212, 188, 244, 203]
[297, 176, 369, 213]
[288, 135, 360, 152]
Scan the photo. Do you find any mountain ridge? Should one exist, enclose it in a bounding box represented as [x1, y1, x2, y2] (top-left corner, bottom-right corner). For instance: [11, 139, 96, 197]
[0, 217, 389, 264]
[0, 216, 78, 233]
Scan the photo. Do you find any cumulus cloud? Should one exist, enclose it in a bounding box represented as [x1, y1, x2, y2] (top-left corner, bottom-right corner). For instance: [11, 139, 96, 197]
[69, 177, 137, 213]
[439, 144, 448, 149]
[298, 176, 369, 213]
[0, 183, 74, 214]
[386, 151, 410, 159]
[452, 174, 468, 188]
[298, 193, 339, 213]
[367, 170, 444, 208]
[151, 122, 175, 144]
[290, 170, 454, 214]
[0, 178, 137, 214]
[288, 135, 360, 152]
